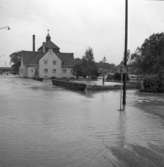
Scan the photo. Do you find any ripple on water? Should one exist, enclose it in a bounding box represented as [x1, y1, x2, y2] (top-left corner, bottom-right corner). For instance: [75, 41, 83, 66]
[0, 77, 164, 167]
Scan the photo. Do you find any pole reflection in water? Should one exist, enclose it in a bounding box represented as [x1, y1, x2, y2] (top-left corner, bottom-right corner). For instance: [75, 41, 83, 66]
[117, 111, 127, 148]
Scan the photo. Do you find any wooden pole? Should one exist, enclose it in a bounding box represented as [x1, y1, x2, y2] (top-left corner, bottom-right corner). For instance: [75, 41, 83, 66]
[123, 0, 128, 107]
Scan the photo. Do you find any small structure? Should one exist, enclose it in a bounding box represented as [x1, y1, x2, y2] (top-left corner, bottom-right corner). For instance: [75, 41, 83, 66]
[18, 32, 74, 79]
[0, 67, 11, 74]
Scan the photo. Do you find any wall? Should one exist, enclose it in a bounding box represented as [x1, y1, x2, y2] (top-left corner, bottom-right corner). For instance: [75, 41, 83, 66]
[39, 49, 74, 79]
[39, 49, 62, 78]
[27, 67, 36, 78]
[19, 57, 27, 77]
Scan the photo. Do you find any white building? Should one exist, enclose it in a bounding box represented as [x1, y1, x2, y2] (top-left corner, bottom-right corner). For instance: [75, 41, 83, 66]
[19, 33, 74, 79]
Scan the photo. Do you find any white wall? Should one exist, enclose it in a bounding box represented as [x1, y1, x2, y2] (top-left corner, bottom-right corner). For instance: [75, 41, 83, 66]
[39, 49, 74, 79]
[39, 49, 62, 78]
[19, 57, 27, 77]
[19, 67, 26, 77]
[19, 57, 37, 78]
[27, 67, 36, 78]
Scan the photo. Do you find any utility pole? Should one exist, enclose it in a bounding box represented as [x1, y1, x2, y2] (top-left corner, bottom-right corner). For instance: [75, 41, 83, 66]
[122, 0, 128, 109]
[120, 0, 164, 110]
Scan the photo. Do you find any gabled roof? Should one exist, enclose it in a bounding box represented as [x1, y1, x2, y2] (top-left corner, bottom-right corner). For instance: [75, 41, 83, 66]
[59, 52, 74, 67]
[38, 33, 60, 52]
[45, 40, 60, 50]
[38, 41, 60, 51]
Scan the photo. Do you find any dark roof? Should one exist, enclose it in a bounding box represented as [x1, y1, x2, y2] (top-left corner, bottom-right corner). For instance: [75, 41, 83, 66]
[38, 33, 60, 53]
[17, 51, 43, 66]
[45, 40, 60, 49]
[17, 50, 73, 67]
[38, 41, 60, 52]
[59, 52, 74, 67]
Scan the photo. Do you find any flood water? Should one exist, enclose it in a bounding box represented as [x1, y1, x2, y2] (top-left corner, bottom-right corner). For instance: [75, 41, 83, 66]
[0, 76, 164, 167]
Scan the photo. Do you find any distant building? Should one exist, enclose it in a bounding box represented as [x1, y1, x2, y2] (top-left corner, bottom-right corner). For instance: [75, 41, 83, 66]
[18, 33, 74, 79]
[96, 62, 117, 75]
[0, 67, 11, 74]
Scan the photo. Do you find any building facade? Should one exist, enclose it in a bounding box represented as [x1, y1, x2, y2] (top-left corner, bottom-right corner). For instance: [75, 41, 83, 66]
[19, 33, 74, 79]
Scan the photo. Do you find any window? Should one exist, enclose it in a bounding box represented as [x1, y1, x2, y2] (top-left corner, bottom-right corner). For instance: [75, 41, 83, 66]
[44, 68, 48, 73]
[62, 68, 67, 73]
[52, 69, 56, 73]
[53, 60, 56, 65]
[44, 60, 48, 64]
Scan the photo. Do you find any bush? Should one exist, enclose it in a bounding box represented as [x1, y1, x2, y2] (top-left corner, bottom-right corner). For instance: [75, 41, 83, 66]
[91, 75, 98, 80]
[106, 73, 129, 81]
[51, 77, 56, 79]
[142, 75, 162, 92]
[113, 73, 121, 81]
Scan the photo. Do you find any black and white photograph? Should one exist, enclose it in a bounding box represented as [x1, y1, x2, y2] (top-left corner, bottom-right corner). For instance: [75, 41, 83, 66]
[0, 0, 164, 166]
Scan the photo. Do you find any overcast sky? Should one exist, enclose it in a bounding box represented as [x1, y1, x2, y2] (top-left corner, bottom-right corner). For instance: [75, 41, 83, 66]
[0, 0, 164, 66]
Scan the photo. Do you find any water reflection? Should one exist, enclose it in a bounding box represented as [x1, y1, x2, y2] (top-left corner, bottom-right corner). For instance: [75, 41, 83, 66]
[117, 111, 127, 148]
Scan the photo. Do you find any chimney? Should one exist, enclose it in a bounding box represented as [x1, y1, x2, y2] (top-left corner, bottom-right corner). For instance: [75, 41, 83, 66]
[32, 34, 35, 52]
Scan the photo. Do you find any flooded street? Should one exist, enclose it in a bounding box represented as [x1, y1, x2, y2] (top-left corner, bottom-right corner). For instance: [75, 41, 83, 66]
[0, 76, 164, 167]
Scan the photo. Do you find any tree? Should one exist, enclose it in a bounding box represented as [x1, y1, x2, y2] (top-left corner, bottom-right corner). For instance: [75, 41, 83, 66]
[83, 47, 94, 62]
[73, 58, 85, 79]
[82, 48, 98, 78]
[131, 33, 164, 74]
[73, 48, 98, 79]
[127, 49, 131, 64]
[10, 51, 21, 74]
